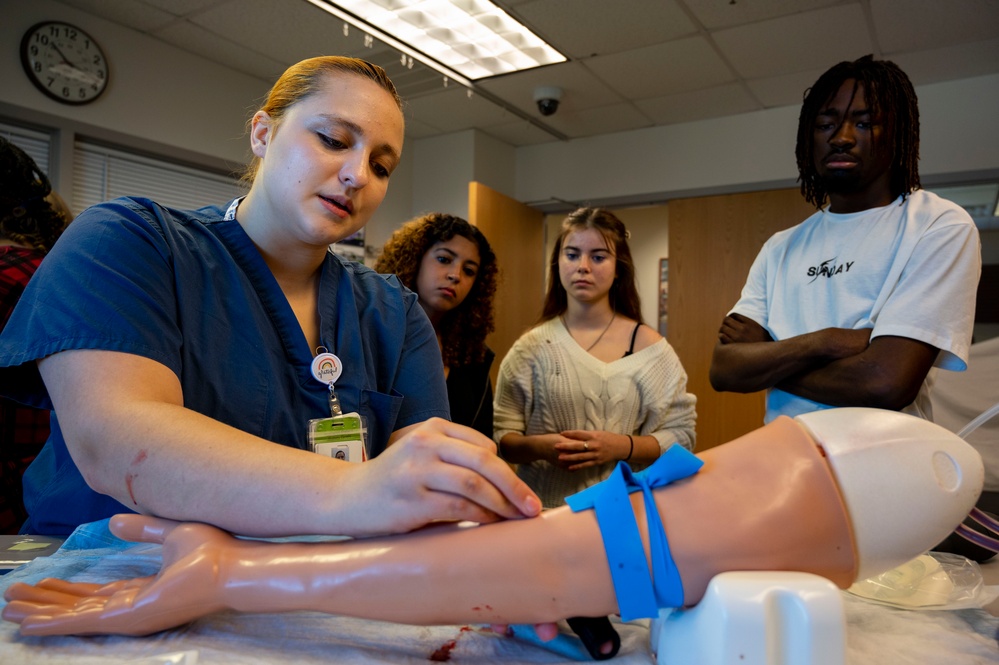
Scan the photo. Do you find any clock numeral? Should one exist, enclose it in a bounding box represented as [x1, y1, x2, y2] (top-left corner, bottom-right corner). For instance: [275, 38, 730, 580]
[62, 87, 71, 98]
[34, 62, 42, 73]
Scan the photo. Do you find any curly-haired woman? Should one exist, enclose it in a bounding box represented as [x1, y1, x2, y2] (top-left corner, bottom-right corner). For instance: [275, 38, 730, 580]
[375, 213, 498, 437]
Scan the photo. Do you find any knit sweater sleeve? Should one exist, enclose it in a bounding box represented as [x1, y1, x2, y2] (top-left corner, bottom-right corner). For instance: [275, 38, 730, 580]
[639, 341, 697, 453]
[492, 334, 536, 445]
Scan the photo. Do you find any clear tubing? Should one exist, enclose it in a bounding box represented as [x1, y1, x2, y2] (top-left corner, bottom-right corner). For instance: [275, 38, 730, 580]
[957, 399, 999, 439]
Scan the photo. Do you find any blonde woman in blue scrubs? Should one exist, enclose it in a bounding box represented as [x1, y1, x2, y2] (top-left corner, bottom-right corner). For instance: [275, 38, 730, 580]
[0, 56, 540, 538]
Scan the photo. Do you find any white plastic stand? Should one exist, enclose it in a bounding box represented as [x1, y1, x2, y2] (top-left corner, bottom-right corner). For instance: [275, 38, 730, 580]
[650, 571, 846, 665]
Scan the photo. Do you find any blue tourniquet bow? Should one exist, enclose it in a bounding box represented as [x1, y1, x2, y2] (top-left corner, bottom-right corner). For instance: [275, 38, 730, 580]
[565, 445, 703, 621]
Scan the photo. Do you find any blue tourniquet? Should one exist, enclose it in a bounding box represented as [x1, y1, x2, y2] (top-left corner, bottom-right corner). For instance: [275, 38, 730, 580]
[565, 445, 703, 621]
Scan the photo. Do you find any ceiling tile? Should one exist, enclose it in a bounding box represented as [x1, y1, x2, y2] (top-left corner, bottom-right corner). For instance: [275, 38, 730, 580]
[478, 61, 624, 118]
[154, 22, 285, 82]
[404, 87, 523, 133]
[635, 83, 762, 125]
[683, 0, 846, 30]
[872, 0, 999, 54]
[889, 37, 999, 87]
[714, 4, 874, 79]
[511, 0, 697, 59]
[480, 120, 559, 147]
[541, 101, 654, 139]
[54, 0, 178, 31]
[746, 68, 828, 108]
[130, 0, 225, 14]
[584, 36, 735, 99]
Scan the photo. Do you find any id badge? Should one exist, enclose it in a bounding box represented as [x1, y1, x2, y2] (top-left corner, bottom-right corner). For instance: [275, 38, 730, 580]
[308, 412, 368, 463]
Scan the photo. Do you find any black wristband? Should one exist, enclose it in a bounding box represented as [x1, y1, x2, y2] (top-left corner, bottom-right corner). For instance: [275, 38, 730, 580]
[626, 434, 634, 461]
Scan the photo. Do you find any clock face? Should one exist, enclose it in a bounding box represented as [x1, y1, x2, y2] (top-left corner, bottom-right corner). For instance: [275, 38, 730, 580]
[20, 21, 109, 105]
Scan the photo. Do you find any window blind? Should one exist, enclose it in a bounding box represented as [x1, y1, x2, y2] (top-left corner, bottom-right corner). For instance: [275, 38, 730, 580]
[0, 122, 51, 176]
[73, 141, 245, 213]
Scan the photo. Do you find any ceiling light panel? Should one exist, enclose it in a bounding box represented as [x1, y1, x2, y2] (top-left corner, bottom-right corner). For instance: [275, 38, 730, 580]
[328, 0, 566, 79]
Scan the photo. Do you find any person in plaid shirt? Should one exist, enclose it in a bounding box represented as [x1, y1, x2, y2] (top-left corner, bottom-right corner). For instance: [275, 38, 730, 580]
[0, 137, 72, 533]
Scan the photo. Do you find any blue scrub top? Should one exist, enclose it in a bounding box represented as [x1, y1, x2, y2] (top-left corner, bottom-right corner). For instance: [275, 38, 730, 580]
[0, 197, 449, 535]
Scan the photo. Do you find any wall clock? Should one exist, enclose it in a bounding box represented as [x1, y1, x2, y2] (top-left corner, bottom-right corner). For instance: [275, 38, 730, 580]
[20, 21, 109, 105]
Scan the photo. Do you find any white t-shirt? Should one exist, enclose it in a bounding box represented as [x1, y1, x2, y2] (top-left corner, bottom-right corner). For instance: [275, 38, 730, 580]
[731, 190, 981, 422]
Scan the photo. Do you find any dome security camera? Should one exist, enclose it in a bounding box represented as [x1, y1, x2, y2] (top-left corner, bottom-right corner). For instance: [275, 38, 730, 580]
[533, 85, 563, 116]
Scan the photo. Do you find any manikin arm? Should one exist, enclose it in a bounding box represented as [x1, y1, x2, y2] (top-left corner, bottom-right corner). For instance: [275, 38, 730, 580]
[3, 410, 981, 637]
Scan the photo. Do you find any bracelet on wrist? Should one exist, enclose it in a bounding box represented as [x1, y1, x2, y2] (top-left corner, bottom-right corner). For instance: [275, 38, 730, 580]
[625, 434, 634, 461]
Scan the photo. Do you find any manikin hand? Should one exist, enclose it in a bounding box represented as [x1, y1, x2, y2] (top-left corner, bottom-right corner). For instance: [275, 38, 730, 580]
[3, 516, 235, 636]
[2, 514, 569, 643]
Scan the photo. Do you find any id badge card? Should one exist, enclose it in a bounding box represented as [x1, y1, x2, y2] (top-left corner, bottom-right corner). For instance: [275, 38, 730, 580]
[308, 411, 367, 463]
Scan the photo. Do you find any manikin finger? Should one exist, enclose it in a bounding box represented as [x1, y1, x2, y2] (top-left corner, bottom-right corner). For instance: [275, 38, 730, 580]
[109, 514, 183, 544]
[3, 581, 87, 606]
[34, 578, 113, 597]
[17, 605, 116, 637]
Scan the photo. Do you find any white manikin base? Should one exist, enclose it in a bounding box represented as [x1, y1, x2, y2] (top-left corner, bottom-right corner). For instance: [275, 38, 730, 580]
[650, 571, 846, 665]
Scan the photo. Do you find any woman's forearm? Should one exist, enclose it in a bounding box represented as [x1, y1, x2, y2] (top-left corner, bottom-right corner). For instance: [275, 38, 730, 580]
[41, 351, 357, 537]
[43, 350, 541, 539]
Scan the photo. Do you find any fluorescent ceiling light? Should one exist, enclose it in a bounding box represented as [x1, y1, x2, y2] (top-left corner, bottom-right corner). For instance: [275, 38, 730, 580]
[309, 0, 566, 80]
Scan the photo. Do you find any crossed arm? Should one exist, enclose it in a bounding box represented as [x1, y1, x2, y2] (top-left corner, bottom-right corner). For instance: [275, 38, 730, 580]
[709, 313, 938, 410]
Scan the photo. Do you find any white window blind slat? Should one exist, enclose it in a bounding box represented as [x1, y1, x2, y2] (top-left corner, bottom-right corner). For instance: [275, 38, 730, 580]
[73, 141, 244, 213]
[0, 122, 51, 176]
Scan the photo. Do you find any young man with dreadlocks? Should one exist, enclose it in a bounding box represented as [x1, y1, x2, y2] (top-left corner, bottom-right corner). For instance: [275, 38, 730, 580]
[709, 55, 981, 423]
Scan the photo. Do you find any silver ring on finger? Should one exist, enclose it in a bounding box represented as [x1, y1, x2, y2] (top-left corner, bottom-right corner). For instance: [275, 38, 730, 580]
[583, 442, 589, 451]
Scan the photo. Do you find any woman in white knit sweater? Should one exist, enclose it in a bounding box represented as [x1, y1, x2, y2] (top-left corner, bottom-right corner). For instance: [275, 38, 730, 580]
[494, 208, 696, 508]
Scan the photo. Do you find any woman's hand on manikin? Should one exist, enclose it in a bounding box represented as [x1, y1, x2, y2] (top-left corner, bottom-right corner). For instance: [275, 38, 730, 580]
[344, 417, 542, 536]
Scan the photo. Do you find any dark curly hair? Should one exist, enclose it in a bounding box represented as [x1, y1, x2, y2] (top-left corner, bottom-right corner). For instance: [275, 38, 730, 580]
[0, 137, 71, 252]
[541, 207, 643, 323]
[796, 54, 920, 209]
[375, 213, 498, 368]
